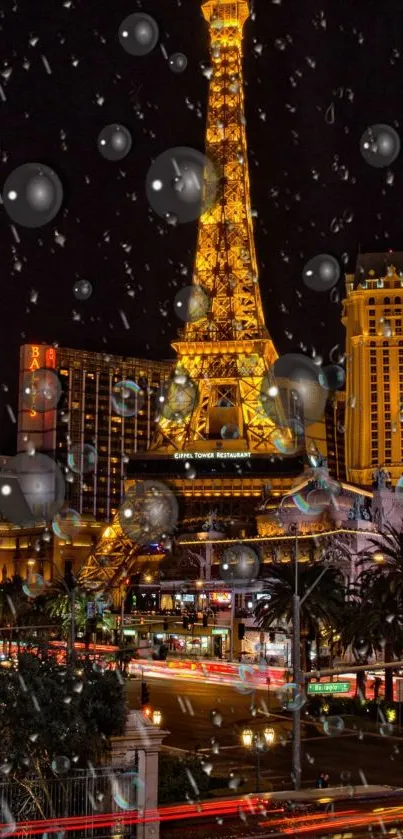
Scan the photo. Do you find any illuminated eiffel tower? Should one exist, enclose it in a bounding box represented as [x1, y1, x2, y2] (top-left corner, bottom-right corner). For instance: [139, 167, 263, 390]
[79, 0, 303, 590]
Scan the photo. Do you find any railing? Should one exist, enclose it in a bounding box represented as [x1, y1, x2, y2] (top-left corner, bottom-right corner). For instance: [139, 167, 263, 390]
[0, 766, 136, 839]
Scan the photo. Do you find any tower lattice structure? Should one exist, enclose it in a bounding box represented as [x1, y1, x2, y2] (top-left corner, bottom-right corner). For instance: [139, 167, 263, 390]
[151, 0, 286, 455]
[79, 0, 296, 590]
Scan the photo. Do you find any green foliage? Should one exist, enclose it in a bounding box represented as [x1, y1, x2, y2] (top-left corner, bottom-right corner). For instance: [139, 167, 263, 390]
[0, 653, 127, 779]
[158, 755, 210, 804]
[306, 694, 397, 721]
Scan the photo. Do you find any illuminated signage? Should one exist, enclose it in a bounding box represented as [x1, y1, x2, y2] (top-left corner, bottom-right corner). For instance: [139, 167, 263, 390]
[26, 345, 57, 418]
[307, 681, 350, 695]
[174, 452, 251, 460]
[211, 592, 232, 604]
[29, 345, 40, 372]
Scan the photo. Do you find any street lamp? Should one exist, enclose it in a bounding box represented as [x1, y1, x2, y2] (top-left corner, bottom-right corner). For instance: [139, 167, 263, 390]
[241, 726, 275, 793]
[152, 709, 162, 727]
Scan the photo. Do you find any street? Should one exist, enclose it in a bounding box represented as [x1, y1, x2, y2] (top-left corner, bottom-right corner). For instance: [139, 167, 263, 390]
[127, 675, 403, 789]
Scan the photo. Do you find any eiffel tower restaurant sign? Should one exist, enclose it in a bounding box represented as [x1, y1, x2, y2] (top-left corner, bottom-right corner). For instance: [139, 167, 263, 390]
[173, 452, 251, 460]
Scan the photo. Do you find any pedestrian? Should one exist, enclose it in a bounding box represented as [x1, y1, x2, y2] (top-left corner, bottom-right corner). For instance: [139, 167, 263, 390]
[315, 773, 324, 789]
[323, 772, 330, 789]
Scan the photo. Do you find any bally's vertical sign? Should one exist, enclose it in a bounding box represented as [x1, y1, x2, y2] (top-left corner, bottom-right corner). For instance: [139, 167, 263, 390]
[17, 344, 58, 454]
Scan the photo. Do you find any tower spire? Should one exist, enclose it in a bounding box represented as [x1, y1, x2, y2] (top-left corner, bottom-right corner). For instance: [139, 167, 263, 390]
[151, 0, 291, 454]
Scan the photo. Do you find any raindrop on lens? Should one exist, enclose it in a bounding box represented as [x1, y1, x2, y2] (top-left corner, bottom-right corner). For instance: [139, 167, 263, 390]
[221, 423, 240, 439]
[97, 125, 132, 162]
[219, 543, 260, 583]
[168, 52, 188, 73]
[211, 710, 223, 727]
[112, 380, 144, 418]
[360, 124, 400, 168]
[319, 364, 345, 391]
[22, 369, 62, 413]
[173, 285, 210, 322]
[73, 279, 93, 301]
[302, 254, 340, 292]
[51, 755, 71, 774]
[2, 163, 63, 228]
[68, 443, 97, 474]
[146, 146, 218, 224]
[52, 509, 81, 540]
[22, 573, 46, 598]
[323, 715, 345, 736]
[118, 13, 159, 56]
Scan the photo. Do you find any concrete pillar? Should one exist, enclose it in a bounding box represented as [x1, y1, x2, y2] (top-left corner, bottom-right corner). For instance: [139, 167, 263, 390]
[110, 710, 169, 839]
[137, 750, 159, 839]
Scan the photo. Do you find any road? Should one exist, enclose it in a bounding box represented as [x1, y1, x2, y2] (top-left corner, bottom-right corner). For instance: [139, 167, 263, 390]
[127, 675, 403, 789]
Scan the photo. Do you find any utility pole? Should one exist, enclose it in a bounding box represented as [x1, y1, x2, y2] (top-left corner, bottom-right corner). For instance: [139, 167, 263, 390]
[69, 587, 76, 666]
[292, 534, 301, 791]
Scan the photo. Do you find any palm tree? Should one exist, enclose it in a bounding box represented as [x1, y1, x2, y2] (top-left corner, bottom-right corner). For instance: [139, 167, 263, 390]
[254, 561, 346, 674]
[336, 524, 403, 702]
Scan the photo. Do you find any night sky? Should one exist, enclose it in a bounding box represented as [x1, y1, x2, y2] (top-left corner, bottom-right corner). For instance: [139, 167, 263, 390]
[1, 0, 403, 454]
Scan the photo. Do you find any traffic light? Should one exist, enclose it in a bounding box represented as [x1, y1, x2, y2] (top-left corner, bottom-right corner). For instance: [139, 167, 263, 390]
[238, 623, 245, 640]
[163, 618, 169, 631]
[141, 681, 150, 707]
[183, 616, 189, 630]
[202, 614, 208, 628]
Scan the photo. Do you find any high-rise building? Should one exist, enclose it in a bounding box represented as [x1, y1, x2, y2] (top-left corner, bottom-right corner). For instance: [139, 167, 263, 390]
[18, 343, 171, 521]
[343, 253, 403, 488]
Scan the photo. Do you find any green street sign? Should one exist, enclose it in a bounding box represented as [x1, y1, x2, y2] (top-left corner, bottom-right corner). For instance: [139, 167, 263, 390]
[307, 681, 350, 695]
[212, 628, 229, 635]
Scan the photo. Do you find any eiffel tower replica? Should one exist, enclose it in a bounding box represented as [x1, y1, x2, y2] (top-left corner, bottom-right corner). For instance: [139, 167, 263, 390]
[79, 0, 304, 590]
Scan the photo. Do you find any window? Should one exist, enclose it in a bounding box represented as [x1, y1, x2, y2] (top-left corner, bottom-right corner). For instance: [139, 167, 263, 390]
[384, 297, 391, 304]
[369, 298, 375, 305]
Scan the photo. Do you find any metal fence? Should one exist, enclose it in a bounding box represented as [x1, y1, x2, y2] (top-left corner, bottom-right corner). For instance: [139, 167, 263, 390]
[0, 765, 139, 839]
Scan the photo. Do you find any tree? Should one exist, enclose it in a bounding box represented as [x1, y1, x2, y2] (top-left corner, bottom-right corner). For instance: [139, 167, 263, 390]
[0, 652, 127, 781]
[254, 562, 346, 673]
[336, 524, 403, 702]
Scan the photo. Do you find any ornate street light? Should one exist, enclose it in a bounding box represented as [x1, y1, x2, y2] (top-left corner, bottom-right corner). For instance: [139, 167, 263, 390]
[241, 727, 275, 792]
[152, 709, 162, 727]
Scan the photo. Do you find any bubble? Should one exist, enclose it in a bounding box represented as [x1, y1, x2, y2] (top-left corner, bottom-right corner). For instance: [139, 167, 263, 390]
[97, 124, 132, 162]
[302, 254, 340, 292]
[111, 380, 144, 418]
[173, 285, 211, 322]
[340, 770, 352, 783]
[9, 452, 65, 523]
[360, 124, 400, 168]
[221, 423, 240, 440]
[278, 683, 307, 712]
[211, 709, 223, 727]
[22, 572, 46, 598]
[236, 664, 256, 695]
[379, 723, 394, 737]
[111, 771, 144, 810]
[68, 443, 97, 474]
[156, 369, 198, 422]
[22, 368, 62, 413]
[52, 509, 81, 540]
[146, 146, 218, 224]
[51, 756, 71, 774]
[118, 13, 159, 56]
[269, 354, 327, 426]
[319, 364, 345, 391]
[168, 52, 188, 73]
[270, 421, 304, 455]
[2, 163, 63, 228]
[73, 279, 93, 301]
[118, 480, 178, 546]
[219, 543, 260, 584]
[323, 715, 345, 736]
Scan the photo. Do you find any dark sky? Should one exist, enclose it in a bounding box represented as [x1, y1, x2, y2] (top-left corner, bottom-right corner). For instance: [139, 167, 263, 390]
[1, 0, 403, 453]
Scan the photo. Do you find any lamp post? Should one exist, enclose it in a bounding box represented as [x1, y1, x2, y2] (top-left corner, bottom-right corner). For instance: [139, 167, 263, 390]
[241, 726, 275, 793]
[152, 709, 162, 727]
